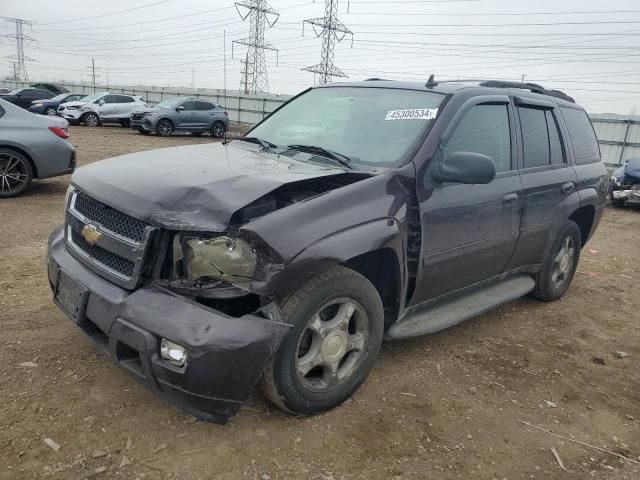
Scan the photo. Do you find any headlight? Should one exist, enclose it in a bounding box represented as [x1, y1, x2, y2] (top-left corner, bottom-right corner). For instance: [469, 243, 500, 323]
[611, 176, 622, 187]
[33, 103, 44, 107]
[146, 111, 159, 116]
[176, 235, 257, 288]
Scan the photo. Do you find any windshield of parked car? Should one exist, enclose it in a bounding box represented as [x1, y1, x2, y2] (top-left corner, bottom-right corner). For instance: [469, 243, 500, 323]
[154, 98, 184, 108]
[247, 86, 445, 167]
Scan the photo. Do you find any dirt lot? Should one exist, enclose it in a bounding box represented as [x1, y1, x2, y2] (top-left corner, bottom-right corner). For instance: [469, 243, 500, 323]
[1, 126, 639, 480]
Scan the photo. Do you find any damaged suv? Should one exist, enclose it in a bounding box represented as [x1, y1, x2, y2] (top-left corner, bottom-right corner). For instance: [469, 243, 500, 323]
[47, 79, 607, 423]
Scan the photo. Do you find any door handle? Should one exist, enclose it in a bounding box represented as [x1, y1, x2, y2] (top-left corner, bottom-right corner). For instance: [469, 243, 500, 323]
[502, 193, 518, 204]
[561, 182, 576, 194]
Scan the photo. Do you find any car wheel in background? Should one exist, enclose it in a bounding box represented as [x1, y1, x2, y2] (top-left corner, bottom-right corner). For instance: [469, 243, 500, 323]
[44, 107, 57, 116]
[0, 149, 33, 198]
[210, 121, 225, 138]
[156, 119, 174, 137]
[261, 266, 384, 415]
[530, 220, 582, 302]
[82, 113, 100, 127]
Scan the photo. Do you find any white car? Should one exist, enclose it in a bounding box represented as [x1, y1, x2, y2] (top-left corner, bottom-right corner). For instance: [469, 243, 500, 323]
[58, 92, 146, 127]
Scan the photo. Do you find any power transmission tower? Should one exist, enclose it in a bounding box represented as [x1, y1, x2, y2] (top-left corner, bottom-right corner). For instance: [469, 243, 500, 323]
[2, 17, 37, 81]
[86, 58, 100, 93]
[232, 1, 279, 94]
[302, 0, 353, 85]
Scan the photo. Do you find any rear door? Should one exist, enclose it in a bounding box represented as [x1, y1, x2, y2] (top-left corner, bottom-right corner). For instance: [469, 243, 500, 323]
[506, 97, 579, 268]
[194, 100, 216, 130]
[414, 97, 523, 303]
[112, 95, 136, 118]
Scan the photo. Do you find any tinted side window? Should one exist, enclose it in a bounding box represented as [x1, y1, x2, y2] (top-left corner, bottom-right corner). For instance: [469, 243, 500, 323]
[195, 101, 214, 111]
[560, 107, 600, 165]
[546, 110, 565, 165]
[443, 104, 512, 172]
[181, 101, 197, 111]
[101, 95, 116, 104]
[519, 107, 549, 168]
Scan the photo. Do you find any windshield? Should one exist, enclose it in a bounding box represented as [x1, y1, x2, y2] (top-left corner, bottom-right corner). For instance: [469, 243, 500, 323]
[7, 89, 21, 95]
[154, 98, 184, 108]
[81, 93, 105, 103]
[248, 86, 444, 167]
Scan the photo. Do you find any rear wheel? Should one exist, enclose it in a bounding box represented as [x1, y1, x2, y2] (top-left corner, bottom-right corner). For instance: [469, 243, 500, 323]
[0, 149, 33, 198]
[156, 119, 174, 137]
[210, 121, 225, 138]
[44, 106, 57, 116]
[531, 221, 581, 302]
[82, 112, 100, 127]
[262, 266, 384, 415]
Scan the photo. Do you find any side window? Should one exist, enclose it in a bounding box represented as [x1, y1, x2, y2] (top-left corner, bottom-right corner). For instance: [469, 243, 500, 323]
[546, 110, 565, 165]
[195, 101, 214, 111]
[119, 95, 135, 103]
[560, 107, 600, 165]
[443, 104, 512, 173]
[519, 107, 549, 168]
[181, 101, 197, 111]
[99, 95, 115, 104]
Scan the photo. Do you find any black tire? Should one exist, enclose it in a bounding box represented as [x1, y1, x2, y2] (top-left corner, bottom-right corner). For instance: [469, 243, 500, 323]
[0, 148, 33, 198]
[82, 112, 100, 127]
[156, 119, 174, 137]
[210, 121, 226, 138]
[262, 266, 384, 415]
[531, 221, 582, 302]
[44, 106, 57, 116]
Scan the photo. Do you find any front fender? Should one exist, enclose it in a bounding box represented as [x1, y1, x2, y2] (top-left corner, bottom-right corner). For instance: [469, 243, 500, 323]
[254, 218, 405, 299]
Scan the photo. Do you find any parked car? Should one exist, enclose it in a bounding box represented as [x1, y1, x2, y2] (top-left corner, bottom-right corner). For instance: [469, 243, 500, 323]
[58, 92, 146, 126]
[1, 88, 56, 109]
[47, 79, 606, 424]
[0, 98, 75, 197]
[30, 83, 69, 95]
[610, 157, 640, 207]
[29, 93, 86, 116]
[0, 87, 10, 95]
[130, 97, 228, 137]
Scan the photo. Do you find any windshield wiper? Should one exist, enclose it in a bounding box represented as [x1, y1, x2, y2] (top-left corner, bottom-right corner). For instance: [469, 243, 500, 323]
[286, 144, 353, 170]
[238, 136, 278, 152]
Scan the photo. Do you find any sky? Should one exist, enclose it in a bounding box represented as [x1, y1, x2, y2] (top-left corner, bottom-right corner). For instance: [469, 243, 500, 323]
[1, 0, 640, 114]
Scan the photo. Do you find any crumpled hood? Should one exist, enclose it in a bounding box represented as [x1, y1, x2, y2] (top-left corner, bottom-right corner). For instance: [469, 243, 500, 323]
[71, 142, 348, 231]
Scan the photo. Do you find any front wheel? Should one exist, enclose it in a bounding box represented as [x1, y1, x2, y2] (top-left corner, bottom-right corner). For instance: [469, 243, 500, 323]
[210, 121, 226, 138]
[262, 266, 384, 415]
[531, 221, 582, 302]
[156, 119, 174, 137]
[82, 112, 100, 127]
[44, 106, 57, 116]
[0, 149, 33, 198]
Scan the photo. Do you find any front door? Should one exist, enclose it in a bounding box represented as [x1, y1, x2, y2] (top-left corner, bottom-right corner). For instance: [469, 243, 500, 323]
[413, 101, 523, 304]
[175, 100, 198, 130]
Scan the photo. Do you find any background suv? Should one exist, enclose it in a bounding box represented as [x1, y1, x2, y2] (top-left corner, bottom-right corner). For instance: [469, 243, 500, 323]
[130, 97, 229, 137]
[59, 92, 146, 127]
[0, 88, 56, 109]
[29, 93, 85, 116]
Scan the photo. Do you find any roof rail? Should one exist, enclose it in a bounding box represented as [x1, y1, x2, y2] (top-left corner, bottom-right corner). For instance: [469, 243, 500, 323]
[479, 80, 575, 103]
[364, 77, 390, 81]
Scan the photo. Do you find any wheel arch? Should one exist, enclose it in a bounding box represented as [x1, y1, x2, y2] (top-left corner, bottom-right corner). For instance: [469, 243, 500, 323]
[569, 205, 596, 249]
[0, 144, 39, 178]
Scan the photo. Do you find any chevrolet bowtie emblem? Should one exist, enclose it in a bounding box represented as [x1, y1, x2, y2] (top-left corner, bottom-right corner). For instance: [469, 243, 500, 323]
[81, 224, 102, 246]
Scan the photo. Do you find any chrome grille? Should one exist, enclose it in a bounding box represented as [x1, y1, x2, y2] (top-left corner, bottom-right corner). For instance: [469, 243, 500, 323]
[70, 229, 135, 277]
[74, 192, 145, 243]
[65, 190, 154, 289]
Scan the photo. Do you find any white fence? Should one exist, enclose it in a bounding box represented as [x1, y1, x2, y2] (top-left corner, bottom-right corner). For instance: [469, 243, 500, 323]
[590, 114, 640, 167]
[0, 79, 292, 125]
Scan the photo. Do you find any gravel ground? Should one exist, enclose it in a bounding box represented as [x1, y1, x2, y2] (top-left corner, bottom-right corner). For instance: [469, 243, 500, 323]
[1, 126, 639, 480]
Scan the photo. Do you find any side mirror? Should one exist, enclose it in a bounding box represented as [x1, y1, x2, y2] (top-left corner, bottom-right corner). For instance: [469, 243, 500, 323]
[432, 151, 497, 185]
[176, 105, 185, 111]
[97, 100, 105, 106]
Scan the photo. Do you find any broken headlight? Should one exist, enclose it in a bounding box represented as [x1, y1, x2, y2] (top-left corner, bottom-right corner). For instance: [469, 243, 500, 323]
[611, 175, 622, 187]
[176, 235, 257, 288]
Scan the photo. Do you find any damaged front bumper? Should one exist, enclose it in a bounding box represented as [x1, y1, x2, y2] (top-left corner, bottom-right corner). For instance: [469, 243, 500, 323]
[46, 226, 291, 424]
[612, 187, 640, 205]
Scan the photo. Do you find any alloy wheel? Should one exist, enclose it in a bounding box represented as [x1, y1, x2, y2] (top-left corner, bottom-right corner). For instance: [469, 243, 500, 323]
[211, 122, 225, 138]
[0, 152, 29, 196]
[295, 298, 368, 392]
[551, 236, 575, 289]
[157, 120, 173, 136]
[84, 113, 99, 127]
[45, 107, 57, 116]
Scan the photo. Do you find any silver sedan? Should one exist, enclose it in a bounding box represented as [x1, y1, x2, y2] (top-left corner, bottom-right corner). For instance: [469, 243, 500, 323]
[0, 98, 76, 197]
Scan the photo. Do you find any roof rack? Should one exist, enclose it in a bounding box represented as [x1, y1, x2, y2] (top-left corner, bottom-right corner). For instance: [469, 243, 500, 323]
[422, 76, 575, 103]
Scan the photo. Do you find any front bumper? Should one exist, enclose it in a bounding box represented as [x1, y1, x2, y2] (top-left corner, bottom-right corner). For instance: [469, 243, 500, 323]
[47, 226, 290, 423]
[58, 108, 83, 123]
[612, 187, 640, 205]
[130, 116, 156, 131]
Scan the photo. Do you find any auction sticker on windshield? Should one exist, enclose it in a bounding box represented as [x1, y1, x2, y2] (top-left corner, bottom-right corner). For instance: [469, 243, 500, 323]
[385, 108, 438, 121]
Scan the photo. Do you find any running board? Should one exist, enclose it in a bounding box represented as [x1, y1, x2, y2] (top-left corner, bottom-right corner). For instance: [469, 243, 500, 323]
[386, 275, 535, 340]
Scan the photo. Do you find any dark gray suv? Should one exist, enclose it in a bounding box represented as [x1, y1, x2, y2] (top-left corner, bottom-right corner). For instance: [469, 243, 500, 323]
[47, 79, 607, 423]
[130, 97, 229, 137]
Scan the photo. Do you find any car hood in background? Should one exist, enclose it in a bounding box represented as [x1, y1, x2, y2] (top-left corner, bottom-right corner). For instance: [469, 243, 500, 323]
[71, 142, 352, 231]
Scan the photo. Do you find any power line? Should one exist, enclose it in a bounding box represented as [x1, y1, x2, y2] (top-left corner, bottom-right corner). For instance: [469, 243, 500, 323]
[302, 0, 353, 84]
[1, 17, 37, 81]
[233, 0, 280, 94]
[39, 0, 173, 25]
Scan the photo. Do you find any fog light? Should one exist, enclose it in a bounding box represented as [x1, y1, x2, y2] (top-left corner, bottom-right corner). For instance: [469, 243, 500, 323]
[160, 339, 187, 367]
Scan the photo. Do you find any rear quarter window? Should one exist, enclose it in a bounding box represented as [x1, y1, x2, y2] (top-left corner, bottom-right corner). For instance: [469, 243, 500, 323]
[560, 107, 600, 165]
